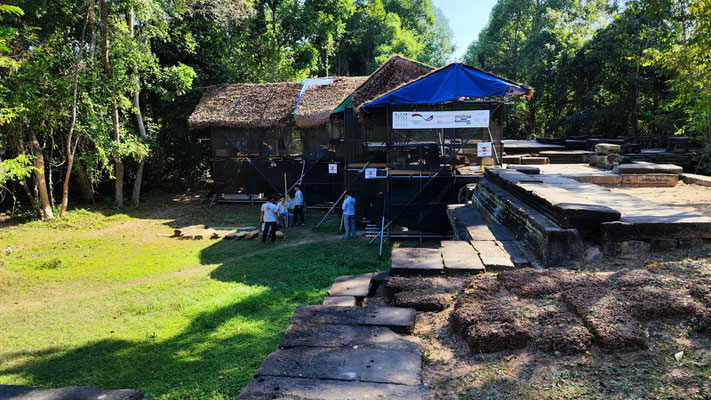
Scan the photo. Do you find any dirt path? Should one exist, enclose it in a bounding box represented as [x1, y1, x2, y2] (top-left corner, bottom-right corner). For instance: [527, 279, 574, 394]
[0, 236, 341, 314]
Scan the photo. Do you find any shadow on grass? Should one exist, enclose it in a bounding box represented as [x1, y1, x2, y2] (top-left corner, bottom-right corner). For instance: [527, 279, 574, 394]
[1, 219, 391, 399]
[0, 289, 288, 399]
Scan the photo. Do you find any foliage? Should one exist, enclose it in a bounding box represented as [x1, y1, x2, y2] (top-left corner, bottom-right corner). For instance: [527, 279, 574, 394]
[640, 0, 711, 172]
[0, 0, 455, 215]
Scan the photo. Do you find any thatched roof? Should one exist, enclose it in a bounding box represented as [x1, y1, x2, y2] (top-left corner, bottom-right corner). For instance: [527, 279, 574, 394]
[188, 82, 302, 130]
[350, 55, 434, 112]
[294, 76, 368, 129]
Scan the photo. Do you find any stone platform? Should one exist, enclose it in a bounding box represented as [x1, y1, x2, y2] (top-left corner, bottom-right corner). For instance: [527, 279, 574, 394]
[472, 166, 711, 264]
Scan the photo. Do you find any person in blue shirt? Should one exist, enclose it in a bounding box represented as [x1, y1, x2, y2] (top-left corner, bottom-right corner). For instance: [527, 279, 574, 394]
[342, 191, 356, 240]
[293, 185, 305, 225]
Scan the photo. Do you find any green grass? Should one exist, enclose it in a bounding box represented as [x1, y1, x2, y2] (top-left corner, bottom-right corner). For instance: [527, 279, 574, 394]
[0, 193, 390, 399]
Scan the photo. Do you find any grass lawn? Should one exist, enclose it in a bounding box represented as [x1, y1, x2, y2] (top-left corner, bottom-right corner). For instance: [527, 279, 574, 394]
[0, 193, 391, 399]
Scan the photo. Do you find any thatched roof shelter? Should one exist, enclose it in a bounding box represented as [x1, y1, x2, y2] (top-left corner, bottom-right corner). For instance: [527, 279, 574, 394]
[350, 55, 434, 113]
[188, 82, 302, 130]
[294, 76, 368, 129]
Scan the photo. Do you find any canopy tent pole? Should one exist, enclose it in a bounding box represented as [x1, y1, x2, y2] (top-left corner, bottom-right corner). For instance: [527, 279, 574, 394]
[369, 102, 503, 243]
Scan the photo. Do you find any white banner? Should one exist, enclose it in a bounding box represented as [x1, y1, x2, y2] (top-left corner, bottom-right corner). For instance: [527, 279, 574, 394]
[392, 110, 489, 130]
[328, 163, 337, 174]
[364, 168, 378, 179]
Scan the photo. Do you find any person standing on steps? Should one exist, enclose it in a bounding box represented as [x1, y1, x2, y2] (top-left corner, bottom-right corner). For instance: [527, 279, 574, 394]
[293, 185, 305, 225]
[261, 196, 280, 243]
[342, 191, 356, 240]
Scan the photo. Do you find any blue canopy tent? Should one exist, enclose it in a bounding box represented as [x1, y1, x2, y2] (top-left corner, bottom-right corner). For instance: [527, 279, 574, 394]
[360, 63, 532, 114]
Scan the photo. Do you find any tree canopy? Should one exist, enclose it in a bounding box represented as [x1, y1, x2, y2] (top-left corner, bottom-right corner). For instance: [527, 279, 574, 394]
[0, 0, 455, 218]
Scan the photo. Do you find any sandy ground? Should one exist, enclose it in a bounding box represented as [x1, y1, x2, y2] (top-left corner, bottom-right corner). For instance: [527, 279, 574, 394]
[609, 182, 711, 218]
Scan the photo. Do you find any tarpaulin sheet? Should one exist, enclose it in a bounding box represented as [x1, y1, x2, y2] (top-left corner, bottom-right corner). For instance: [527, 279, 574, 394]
[361, 63, 528, 113]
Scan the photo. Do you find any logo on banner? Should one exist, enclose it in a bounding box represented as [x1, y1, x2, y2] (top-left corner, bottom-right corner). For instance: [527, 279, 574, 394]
[364, 168, 377, 179]
[411, 113, 434, 121]
[477, 142, 492, 157]
[328, 163, 337, 174]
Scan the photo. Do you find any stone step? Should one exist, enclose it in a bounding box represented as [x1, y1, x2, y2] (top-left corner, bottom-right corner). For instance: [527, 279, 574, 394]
[254, 347, 422, 386]
[472, 178, 584, 267]
[615, 162, 682, 175]
[238, 376, 429, 400]
[440, 240, 485, 274]
[290, 305, 415, 334]
[471, 240, 515, 271]
[327, 273, 373, 299]
[280, 323, 421, 353]
[446, 204, 514, 241]
[390, 247, 443, 276]
[497, 240, 532, 268]
[322, 296, 357, 307]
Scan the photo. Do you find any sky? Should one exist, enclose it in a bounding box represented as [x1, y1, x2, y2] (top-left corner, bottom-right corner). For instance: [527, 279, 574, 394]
[431, 0, 498, 60]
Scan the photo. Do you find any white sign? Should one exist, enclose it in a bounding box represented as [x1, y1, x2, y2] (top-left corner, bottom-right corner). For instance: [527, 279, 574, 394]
[328, 163, 338, 174]
[392, 110, 489, 130]
[364, 168, 378, 179]
[477, 142, 493, 157]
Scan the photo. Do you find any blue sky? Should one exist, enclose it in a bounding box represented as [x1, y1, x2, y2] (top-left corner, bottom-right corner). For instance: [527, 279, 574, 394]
[432, 0, 498, 60]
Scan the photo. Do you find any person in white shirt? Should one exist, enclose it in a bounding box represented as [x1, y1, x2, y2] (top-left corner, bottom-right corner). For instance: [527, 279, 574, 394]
[293, 185, 305, 225]
[260, 196, 280, 243]
[276, 196, 292, 227]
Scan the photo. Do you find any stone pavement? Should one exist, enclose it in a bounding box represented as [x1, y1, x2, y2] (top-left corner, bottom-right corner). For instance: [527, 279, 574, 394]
[238, 305, 428, 399]
[0, 385, 152, 400]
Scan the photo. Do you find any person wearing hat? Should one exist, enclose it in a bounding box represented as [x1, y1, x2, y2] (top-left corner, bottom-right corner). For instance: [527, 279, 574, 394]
[261, 196, 280, 243]
[342, 191, 356, 239]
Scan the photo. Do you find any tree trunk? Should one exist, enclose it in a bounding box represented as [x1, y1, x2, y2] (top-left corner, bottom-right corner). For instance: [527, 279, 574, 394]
[100, 0, 124, 208]
[30, 133, 53, 219]
[129, 8, 147, 205]
[21, 179, 42, 218]
[60, 1, 90, 218]
[76, 166, 94, 203]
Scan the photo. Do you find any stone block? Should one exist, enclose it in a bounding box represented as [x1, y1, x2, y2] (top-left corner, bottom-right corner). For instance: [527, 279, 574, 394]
[677, 238, 704, 249]
[595, 143, 622, 155]
[328, 273, 373, 299]
[506, 165, 540, 175]
[520, 156, 549, 165]
[591, 175, 623, 185]
[589, 154, 619, 170]
[254, 347, 422, 386]
[390, 248, 443, 275]
[616, 162, 682, 175]
[650, 239, 677, 252]
[440, 241, 485, 273]
[0, 385, 149, 400]
[620, 174, 678, 186]
[289, 306, 415, 333]
[238, 376, 429, 400]
[322, 296, 357, 307]
[280, 323, 421, 353]
[471, 241, 514, 271]
[680, 173, 711, 187]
